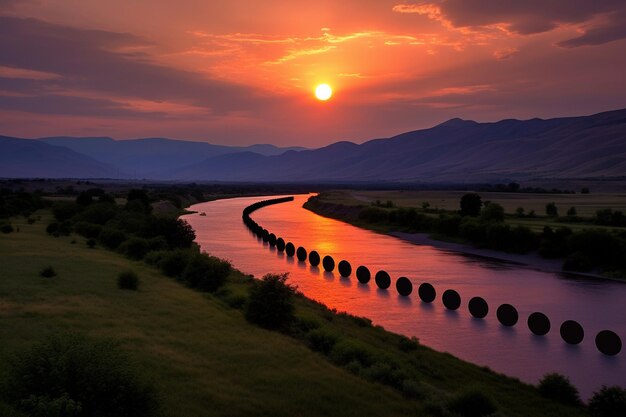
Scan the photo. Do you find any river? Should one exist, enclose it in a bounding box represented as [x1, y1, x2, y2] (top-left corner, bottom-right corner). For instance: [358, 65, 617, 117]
[182, 194, 625, 398]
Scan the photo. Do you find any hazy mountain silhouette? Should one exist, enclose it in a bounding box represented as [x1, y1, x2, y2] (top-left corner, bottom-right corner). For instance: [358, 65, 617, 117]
[169, 108, 626, 182]
[40, 137, 306, 177]
[0, 136, 122, 178]
[1, 108, 625, 181]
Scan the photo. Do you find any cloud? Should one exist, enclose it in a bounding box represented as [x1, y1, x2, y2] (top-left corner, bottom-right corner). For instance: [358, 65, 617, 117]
[0, 16, 277, 117]
[493, 47, 518, 60]
[393, 1, 626, 46]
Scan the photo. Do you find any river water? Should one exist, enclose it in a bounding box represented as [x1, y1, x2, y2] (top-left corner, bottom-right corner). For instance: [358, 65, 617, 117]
[182, 194, 625, 398]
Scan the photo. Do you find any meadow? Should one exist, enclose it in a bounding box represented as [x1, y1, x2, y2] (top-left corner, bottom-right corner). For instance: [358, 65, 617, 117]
[0, 209, 587, 417]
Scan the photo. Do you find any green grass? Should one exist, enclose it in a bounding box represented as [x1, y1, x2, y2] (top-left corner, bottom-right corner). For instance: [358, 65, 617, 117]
[0, 213, 586, 417]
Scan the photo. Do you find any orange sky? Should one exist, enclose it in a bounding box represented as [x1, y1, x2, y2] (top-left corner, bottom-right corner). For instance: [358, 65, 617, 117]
[1, 1, 625, 146]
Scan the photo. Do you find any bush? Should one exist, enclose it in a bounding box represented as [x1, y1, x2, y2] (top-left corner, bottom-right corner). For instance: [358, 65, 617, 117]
[5, 333, 159, 417]
[1, 223, 13, 233]
[86, 238, 96, 249]
[460, 193, 482, 216]
[538, 373, 581, 406]
[330, 339, 375, 367]
[546, 202, 558, 217]
[245, 273, 296, 330]
[307, 328, 340, 354]
[481, 203, 505, 222]
[589, 386, 626, 417]
[117, 270, 140, 290]
[98, 228, 128, 249]
[46, 222, 59, 235]
[448, 390, 497, 417]
[39, 266, 57, 278]
[563, 251, 593, 272]
[119, 237, 150, 260]
[182, 253, 231, 292]
[161, 250, 192, 277]
[73, 222, 102, 239]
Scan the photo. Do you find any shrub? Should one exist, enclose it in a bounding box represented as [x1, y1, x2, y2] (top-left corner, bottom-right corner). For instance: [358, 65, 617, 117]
[546, 202, 558, 217]
[182, 253, 231, 292]
[39, 266, 57, 278]
[98, 228, 127, 249]
[330, 339, 375, 367]
[481, 203, 505, 222]
[589, 385, 626, 417]
[307, 328, 340, 354]
[117, 270, 140, 290]
[1, 223, 13, 233]
[563, 251, 593, 272]
[5, 333, 159, 417]
[398, 335, 419, 352]
[46, 222, 59, 235]
[538, 373, 581, 406]
[73, 222, 102, 239]
[86, 238, 96, 249]
[119, 237, 150, 260]
[448, 390, 497, 417]
[460, 193, 482, 216]
[161, 249, 193, 277]
[245, 273, 295, 330]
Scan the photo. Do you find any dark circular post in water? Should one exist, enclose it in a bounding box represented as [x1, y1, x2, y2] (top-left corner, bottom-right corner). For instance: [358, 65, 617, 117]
[261, 229, 269, 242]
[468, 297, 488, 319]
[375, 270, 391, 289]
[496, 304, 518, 326]
[356, 266, 371, 283]
[338, 260, 352, 277]
[276, 238, 285, 252]
[560, 320, 584, 345]
[418, 283, 436, 303]
[268, 233, 277, 247]
[308, 250, 320, 266]
[595, 330, 621, 356]
[296, 246, 307, 262]
[285, 242, 295, 257]
[442, 289, 461, 310]
[395, 277, 412, 296]
[527, 312, 550, 336]
[322, 255, 335, 272]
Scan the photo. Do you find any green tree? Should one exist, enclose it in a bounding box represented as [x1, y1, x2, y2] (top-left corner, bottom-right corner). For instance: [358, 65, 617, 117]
[481, 203, 505, 222]
[245, 273, 296, 330]
[546, 202, 558, 217]
[460, 193, 482, 216]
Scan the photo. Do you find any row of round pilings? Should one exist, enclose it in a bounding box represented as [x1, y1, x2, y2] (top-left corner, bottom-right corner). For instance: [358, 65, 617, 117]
[241, 197, 622, 357]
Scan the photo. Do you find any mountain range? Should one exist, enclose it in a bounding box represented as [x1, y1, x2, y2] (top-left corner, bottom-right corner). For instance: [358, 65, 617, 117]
[1, 108, 625, 182]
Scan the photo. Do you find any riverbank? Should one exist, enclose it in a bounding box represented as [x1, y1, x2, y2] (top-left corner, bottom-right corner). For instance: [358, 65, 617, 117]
[303, 193, 626, 282]
[0, 209, 587, 417]
[389, 231, 611, 281]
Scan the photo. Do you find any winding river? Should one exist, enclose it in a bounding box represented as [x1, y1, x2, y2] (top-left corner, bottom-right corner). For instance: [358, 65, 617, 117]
[182, 194, 625, 398]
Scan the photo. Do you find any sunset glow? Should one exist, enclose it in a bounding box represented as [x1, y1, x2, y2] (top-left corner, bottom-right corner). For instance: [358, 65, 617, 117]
[315, 84, 333, 101]
[0, 1, 625, 146]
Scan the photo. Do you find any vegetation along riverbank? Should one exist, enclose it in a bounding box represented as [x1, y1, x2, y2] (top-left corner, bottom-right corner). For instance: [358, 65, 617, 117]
[1, 184, 624, 416]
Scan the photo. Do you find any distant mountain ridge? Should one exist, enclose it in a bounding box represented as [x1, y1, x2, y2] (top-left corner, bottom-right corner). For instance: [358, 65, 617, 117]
[1, 108, 625, 182]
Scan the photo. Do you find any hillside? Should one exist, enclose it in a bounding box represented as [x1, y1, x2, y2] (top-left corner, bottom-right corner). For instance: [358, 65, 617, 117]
[0, 211, 585, 417]
[171, 108, 626, 182]
[0, 136, 122, 178]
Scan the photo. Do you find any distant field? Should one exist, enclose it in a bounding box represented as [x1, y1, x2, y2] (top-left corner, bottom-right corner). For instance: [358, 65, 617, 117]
[346, 190, 626, 217]
[0, 212, 584, 417]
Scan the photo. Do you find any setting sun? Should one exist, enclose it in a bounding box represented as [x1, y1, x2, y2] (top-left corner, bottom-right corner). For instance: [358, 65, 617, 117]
[315, 84, 333, 101]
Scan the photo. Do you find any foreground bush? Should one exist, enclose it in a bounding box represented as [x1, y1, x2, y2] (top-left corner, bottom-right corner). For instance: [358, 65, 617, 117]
[182, 253, 231, 292]
[39, 266, 57, 278]
[589, 386, 626, 417]
[448, 390, 497, 417]
[117, 270, 140, 290]
[1, 223, 13, 234]
[245, 273, 295, 330]
[4, 334, 159, 417]
[538, 373, 581, 406]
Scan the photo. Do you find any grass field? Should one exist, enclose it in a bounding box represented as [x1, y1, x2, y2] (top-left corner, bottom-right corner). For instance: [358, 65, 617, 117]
[0, 213, 585, 417]
[325, 190, 626, 232]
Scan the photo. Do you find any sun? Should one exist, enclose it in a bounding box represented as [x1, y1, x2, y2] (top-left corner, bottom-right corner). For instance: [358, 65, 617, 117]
[315, 83, 333, 101]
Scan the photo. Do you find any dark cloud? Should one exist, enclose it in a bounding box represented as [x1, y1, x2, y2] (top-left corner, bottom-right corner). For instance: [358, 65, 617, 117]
[558, 10, 626, 47]
[398, 1, 626, 46]
[0, 16, 277, 116]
